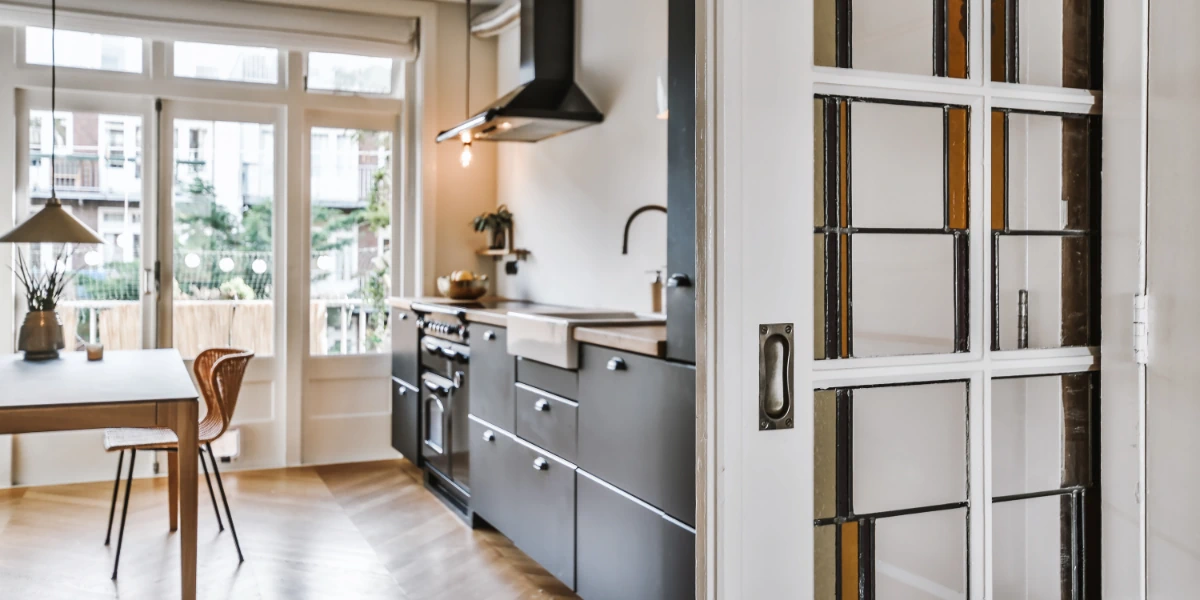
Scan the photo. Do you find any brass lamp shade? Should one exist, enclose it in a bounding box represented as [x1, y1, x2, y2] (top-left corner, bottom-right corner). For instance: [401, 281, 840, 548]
[0, 197, 103, 244]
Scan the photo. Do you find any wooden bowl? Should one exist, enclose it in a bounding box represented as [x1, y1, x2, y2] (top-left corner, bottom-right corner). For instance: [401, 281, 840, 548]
[437, 275, 489, 300]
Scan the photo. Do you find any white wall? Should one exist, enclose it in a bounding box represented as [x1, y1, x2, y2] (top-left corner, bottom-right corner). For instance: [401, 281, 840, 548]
[493, 0, 669, 313]
[432, 2, 499, 290]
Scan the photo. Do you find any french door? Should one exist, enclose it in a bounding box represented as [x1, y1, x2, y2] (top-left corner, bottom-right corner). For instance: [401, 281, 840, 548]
[157, 100, 286, 468]
[713, 0, 1144, 598]
[300, 109, 399, 464]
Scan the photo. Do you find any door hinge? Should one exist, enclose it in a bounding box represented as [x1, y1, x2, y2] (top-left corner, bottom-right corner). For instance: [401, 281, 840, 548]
[1134, 294, 1150, 365]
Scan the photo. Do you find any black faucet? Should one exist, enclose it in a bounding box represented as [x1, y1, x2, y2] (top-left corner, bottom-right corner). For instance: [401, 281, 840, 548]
[621, 204, 667, 255]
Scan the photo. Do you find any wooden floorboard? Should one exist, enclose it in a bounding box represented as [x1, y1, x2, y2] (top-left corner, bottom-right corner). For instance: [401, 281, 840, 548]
[0, 459, 580, 599]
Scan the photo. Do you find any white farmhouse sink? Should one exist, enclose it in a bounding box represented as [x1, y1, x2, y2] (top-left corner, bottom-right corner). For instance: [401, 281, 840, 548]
[506, 310, 664, 369]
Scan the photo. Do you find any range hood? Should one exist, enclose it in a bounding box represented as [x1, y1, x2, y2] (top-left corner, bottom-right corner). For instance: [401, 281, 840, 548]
[435, 0, 603, 144]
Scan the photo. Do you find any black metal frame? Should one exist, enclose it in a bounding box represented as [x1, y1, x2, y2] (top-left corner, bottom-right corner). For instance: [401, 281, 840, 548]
[105, 445, 244, 580]
[814, 381, 972, 599]
[989, 109, 1102, 352]
[815, 95, 972, 360]
[990, 371, 1100, 599]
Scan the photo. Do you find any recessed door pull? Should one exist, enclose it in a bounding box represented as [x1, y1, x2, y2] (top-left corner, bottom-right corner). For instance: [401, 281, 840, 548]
[758, 323, 794, 431]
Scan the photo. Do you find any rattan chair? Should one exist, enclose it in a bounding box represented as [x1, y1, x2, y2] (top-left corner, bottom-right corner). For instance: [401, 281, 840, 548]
[102, 348, 253, 580]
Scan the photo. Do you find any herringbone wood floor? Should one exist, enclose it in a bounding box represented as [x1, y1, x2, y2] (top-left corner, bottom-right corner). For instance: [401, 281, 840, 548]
[0, 459, 579, 599]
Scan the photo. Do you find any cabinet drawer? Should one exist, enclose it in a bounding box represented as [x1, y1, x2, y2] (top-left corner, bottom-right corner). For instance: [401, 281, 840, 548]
[469, 416, 576, 589]
[468, 417, 520, 535]
[391, 308, 419, 387]
[468, 324, 516, 431]
[391, 378, 419, 462]
[576, 470, 695, 600]
[515, 384, 578, 463]
[578, 345, 696, 525]
[516, 357, 578, 400]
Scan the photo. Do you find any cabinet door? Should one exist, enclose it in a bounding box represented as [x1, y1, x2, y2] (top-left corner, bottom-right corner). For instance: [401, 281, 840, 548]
[507, 437, 577, 589]
[390, 377, 420, 461]
[578, 345, 697, 525]
[391, 308, 419, 387]
[576, 470, 696, 600]
[468, 324, 516, 431]
[468, 416, 519, 534]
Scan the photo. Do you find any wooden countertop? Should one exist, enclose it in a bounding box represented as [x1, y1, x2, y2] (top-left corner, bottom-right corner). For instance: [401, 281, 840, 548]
[387, 296, 668, 358]
[573, 324, 667, 358]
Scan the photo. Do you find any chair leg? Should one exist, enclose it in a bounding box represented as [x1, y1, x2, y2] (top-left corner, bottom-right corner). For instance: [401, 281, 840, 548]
[199, 447, 225, 532]
[104, 450, 124, 545]
[111, 449, 136, 580]
[206, 443, 244, 563]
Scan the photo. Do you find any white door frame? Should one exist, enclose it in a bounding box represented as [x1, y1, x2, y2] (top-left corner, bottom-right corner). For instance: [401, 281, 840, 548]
[705, 1, 1149, 598]
[157, 98, 288, 468]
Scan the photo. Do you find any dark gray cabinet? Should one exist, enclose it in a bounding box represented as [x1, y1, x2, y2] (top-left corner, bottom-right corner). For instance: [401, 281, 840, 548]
[468, 324, 516, 432]
[515, 384, 578, 463]
[391, 308, 419, 387]
[391, 377, 419, 462]
[577, 344, 696, 525]
[666, 0, 697, 364]
[576, 470, 695, 600]
[516, 357, 579, 399]
[467, 416, 576, 589]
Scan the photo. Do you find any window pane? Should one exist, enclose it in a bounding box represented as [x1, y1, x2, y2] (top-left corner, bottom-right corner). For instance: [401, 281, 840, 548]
[996, 235, 1094, 350]
[991, 0, 1098, 89]
[992, 373, 1094, 497]
[26, 27, 142, 73]
[309, 128, 392, 356]
[21, 110, 143, 351]
[307, 52, 393, 95]
[174, 41, 279, 84]
[815, 97, 970, 359]
[875, 508, 968, 599]
[171, 119, 275, 359]
[852, 383, 967, 514]
[815, 0, 969, 79]
[993, 497, 1068, 599]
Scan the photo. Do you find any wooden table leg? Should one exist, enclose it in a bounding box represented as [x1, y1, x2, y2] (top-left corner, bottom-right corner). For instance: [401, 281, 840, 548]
[168, 450, 179, 531]
[169, 401, 199, 600]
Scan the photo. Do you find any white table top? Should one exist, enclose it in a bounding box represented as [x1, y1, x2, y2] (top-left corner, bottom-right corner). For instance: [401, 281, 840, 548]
[0, 349, 198, 409]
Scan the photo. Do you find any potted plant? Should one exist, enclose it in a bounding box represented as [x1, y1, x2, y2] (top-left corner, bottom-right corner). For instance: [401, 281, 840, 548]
[13, 247, 73, 360]
[472, 204, 514, 250]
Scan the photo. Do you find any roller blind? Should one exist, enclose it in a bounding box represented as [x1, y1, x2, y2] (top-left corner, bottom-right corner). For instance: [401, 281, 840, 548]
[0, 0, 420, 60]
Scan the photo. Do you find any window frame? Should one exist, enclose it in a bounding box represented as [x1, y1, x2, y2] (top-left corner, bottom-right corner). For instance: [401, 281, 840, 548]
[164, 39, 288, 90]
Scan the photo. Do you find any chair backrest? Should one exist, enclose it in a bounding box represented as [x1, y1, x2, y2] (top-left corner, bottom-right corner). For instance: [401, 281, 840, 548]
[193, 348, 254, 439]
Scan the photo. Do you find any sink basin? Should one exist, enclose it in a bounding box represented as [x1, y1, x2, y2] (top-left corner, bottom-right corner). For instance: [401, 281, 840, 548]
[506, 310, 664, 368]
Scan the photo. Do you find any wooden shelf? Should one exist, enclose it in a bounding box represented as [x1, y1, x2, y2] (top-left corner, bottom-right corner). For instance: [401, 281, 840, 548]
[477, 248, 530, 259]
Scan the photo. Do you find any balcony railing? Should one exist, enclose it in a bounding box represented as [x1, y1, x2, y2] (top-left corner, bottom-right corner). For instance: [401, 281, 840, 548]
[30, 147, 141, 200]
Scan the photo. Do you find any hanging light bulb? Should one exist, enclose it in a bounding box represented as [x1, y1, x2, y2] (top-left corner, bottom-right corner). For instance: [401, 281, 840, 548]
[460, 143, 473, 168]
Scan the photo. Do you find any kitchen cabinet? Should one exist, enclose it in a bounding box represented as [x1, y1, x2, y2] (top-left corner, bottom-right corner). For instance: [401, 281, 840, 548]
[391, 307, 419, 387]
[515, 384, 579, 463]
[390, 377, 419, 462]
[468, 416, 576, 589]
[468, 324, 516, 431]
[516, 356, 579, 399]
[577, 344, 697, 525]
[666, 0, 697, 364]
[576, 470, 695, 600]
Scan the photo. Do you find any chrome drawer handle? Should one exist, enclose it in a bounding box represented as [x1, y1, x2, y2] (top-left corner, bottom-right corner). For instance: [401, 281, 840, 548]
[532, 457, 548, 471]
[606, 357, 626, 371]
[534, 399, 550, 412]
[482, 430, 496, 442]
[484, 330, 497, 341]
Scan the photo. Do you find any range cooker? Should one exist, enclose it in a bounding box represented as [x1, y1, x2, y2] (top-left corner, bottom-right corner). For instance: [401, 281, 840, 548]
[411, 302, 473, 513]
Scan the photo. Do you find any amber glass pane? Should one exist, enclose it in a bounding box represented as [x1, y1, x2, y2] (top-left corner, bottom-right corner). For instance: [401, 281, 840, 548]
[991, 111, 1007, 230]
[948, 107, 970, 230]
[841, 522, 859, 600]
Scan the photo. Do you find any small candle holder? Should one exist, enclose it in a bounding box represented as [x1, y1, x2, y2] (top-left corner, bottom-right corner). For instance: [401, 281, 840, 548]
[85, 343, 104, 361]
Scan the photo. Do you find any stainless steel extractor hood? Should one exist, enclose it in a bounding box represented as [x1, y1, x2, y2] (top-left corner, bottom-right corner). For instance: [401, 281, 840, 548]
[435, 0, 603, 144]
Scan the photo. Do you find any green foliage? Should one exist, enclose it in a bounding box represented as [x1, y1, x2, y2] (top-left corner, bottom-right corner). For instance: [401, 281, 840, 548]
[472, 204, 513, 233]
[219, 277, 256, 300]
[76, 260, 139, 301]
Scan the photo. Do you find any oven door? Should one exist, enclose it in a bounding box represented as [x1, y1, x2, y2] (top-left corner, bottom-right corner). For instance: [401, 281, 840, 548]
[421, 373, 453, 478]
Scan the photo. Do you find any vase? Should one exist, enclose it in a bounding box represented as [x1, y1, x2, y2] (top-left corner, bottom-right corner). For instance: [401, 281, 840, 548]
[18, 310, 65, 361]
[488, 227, 508, 250]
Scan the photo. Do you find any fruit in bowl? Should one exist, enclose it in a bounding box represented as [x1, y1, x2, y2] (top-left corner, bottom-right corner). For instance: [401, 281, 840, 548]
[438, 272, 489, 300]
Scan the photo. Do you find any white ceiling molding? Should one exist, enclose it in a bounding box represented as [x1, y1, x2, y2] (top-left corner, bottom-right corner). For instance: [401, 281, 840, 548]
[0, 0, 420, 59]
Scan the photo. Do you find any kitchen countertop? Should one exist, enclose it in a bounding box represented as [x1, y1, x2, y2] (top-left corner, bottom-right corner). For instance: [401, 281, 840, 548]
[388, 296, 668, 358]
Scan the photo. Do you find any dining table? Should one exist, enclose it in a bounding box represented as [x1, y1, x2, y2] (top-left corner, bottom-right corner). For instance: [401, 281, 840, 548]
[0, 348, 200, 600]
